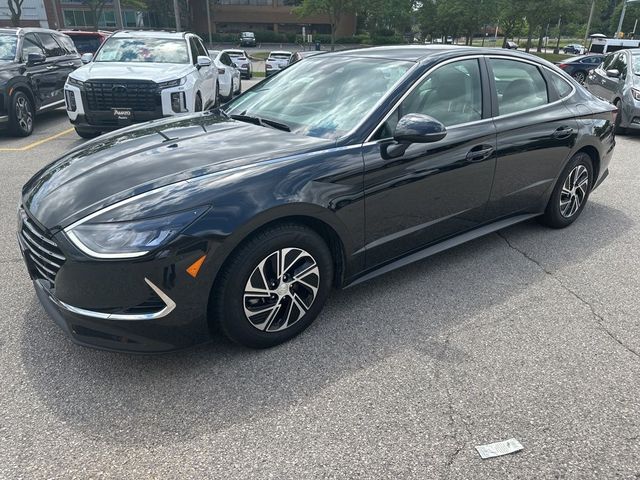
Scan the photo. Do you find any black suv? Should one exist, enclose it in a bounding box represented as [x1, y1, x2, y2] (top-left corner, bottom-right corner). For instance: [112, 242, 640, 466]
[239, 32, 256, 47]
[0, 28, 81, 136]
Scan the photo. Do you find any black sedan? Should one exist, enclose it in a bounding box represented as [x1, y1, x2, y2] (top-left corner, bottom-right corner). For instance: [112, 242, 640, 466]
[19, 46, 616, 352]
[556, 54, 604, 83]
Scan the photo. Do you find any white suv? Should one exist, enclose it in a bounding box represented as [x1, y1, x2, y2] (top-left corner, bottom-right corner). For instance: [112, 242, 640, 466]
[64, 30, 218, 138]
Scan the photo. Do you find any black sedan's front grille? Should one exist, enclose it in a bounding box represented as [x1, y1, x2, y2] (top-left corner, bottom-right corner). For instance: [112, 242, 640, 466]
[19, 209, 65, 286]
[84, 80, 160, 112]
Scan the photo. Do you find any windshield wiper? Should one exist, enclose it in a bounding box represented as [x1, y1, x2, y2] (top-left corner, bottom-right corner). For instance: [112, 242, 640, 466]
[229, 113, 291, 132]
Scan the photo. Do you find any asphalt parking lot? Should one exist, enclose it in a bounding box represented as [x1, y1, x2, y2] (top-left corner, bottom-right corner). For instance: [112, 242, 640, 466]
[1, 104, 639, 478]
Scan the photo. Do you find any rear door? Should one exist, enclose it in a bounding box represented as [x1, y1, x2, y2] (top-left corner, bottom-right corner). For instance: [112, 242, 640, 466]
[362, 57, 497, 267]
[487, 57, 579, 218]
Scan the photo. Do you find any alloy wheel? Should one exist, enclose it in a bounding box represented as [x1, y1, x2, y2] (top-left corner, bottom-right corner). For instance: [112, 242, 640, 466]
[560, 164, 589, 218]
[15, 95, 33, 133]
[573, 71, 586, 83]
[243, 248, 320, 332]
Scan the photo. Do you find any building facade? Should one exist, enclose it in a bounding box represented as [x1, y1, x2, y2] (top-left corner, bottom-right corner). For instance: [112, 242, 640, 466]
[0, 0, 49, 28]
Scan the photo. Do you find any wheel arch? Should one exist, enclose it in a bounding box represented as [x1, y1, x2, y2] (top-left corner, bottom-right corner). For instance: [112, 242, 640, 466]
[575, 145, 600, 186]
[8, 83, 37, 112]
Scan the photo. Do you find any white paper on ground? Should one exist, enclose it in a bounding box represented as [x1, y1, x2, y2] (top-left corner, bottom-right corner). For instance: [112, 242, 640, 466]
[475, 438, 523, 459]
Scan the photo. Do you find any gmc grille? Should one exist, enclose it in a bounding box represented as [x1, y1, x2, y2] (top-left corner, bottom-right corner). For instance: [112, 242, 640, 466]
[19, 209, 65, 286]
[84, 80, 160, 112]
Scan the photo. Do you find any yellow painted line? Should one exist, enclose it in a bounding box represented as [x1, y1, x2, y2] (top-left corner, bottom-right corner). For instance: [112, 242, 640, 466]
[0, 127, 75, 152]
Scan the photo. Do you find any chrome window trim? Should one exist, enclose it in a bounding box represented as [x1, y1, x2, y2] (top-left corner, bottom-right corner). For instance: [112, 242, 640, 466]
[46, 277, 176, 321]
[364, 55, 486, 143]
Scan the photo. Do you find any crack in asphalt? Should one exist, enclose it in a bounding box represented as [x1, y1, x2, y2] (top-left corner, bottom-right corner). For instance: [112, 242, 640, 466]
[497, 232, 640, 361]
[441, 332, 474, 477]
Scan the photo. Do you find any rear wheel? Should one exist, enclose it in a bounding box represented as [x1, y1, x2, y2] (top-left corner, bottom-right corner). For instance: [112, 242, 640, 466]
[538, 152, 593, 229]
[211, 224, 333, 348]
[195, 92, 203, 112]
[74, 127, 101, 139]
[572, 71, 586, 84]
[213, 81, 220, 108]
[9, 91, 34, 137]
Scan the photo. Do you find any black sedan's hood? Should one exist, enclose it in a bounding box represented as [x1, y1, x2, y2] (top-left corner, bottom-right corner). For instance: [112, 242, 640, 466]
[22, 112, 332, 230]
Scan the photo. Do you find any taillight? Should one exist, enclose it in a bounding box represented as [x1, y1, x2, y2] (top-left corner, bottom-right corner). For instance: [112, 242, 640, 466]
[558, 64, 567, 69]
[241, 63, 248, 68]
[218, 68, 225, 74]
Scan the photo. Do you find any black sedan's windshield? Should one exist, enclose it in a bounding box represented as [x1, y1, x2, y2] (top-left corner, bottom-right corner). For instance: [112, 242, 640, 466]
[224, 56, 413, 139]
[94, 38, 189, 63]
[0, 34, 17, 61]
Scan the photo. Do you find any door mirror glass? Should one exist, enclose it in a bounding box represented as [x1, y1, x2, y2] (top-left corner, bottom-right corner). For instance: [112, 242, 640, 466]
[81, 52, 93, 64]
[27, 52, 46, 65]
[394, 113, 447, 143]
[606, 69, 620, 78]
[197, 55, 212, 68]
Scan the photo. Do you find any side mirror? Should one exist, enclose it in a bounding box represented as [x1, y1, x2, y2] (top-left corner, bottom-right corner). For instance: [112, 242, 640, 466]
[606, 69, 620, 78]
[27, 52, 46, 65]
[196, 55, 212, 69]
[80, 53, 93, 64]
[394, 113, 447, 143]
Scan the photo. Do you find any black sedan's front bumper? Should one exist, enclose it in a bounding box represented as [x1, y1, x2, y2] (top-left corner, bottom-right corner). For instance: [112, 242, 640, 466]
[18, 214, 215, 353]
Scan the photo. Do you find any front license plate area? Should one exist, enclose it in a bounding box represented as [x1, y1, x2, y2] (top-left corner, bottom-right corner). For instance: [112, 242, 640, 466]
[112, 108, 133, 120]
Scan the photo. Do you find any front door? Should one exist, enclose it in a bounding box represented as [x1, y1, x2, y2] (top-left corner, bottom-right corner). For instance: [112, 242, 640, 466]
[21, 33, 56, 107]
[363, 58, 497, 268]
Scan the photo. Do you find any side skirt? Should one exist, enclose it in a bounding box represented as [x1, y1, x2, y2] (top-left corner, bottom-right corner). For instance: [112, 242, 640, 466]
[346, 213, 540, 288]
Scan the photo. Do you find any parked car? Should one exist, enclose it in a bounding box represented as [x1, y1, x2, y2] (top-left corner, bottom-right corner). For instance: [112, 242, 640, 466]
[223, 48, 252, 78]
[556, 54, 604, 83]
[239, 32, 256, 48]
[210, 50, 241, 102]
[585, 48, 640, 133]
[503, 41, 518, 50]
[63, 30, 217, 138]
[563, 44, 586, 55]
[265, 50, 292, 76]
[19, 46, 616, 353]
[288, 50, 327, 65]
[0, 27, 81, 137]
[61, 29, 110, 54]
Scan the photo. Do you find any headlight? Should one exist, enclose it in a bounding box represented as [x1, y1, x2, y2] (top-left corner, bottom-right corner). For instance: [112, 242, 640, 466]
[67, 77, 84, 88]
[157, 77, 187, 89]
[632, 88, 640, 102]
[65, 207, 208, 259]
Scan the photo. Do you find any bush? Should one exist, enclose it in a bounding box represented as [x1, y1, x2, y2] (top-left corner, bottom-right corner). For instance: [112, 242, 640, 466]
[370, 34, 405, 45]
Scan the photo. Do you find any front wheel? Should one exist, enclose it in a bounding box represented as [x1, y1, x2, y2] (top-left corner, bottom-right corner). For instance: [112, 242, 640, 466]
[572, 71, 586, 84]
[211, 224, 333, 348]
[74, 127, 101, 139]
[538, 152, 593, 229]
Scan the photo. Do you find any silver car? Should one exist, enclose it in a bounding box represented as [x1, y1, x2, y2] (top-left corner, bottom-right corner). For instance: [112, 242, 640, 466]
[585, 48, 640, 134]
[265, 51, 292, 76]
[210, 50, 242, 102]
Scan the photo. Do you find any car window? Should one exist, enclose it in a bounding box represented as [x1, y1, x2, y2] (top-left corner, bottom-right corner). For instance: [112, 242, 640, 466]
[633, 54, 640, 75]
[188, 37, 199, 64]
[609, 52, 627, 77]
[223, 53, 234, 66]
[549, 73, 573, 98]
[56, 35, 77, 55]
[95, 37, 189, 63]
[378, 59, 483, 138]
[21, 33, 44, 59]
[0, 33, 18, 61]
[490, 59, 548, 115]
[601, 53, 615, 70]
[196, 37, 208, 57]
[68, 34, 102, 54]
[37, 33, 65, 57]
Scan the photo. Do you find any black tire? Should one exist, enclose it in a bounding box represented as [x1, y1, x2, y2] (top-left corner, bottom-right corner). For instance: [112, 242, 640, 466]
[211, 224, 333, 348]
[614, 99, 627, 135]
[74, 127, 101, 139]
[572, 71, 586, 84]
[213, 81, 220, 109]
[8, 90, 34, 137]
[235, 77, 242, 95]
[538, 152, 593, 229]
[195, 92, 203, 112]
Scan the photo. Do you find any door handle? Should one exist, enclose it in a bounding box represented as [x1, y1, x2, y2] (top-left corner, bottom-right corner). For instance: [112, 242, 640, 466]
[466, 145, 494, 162]
[553, 126, 574, 139]
[46, 65, 56, 70]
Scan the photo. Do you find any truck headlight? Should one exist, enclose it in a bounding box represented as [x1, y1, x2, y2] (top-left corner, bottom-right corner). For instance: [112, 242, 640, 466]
[67, 77, 84, 88]
[158, 77, 187, 89]
[632, 88, 640, 102]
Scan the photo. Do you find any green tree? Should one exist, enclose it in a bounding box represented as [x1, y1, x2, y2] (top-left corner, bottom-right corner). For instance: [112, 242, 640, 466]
[294, 0, 359, 50]
[82, 0, 147, 30]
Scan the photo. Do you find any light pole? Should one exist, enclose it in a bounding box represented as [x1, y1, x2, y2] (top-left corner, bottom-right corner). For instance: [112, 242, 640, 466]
[584, 0, 596, 45]
[206, 0, 212, 45]
[173, 0, 181, 32]
[616, 0, 640, 39]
